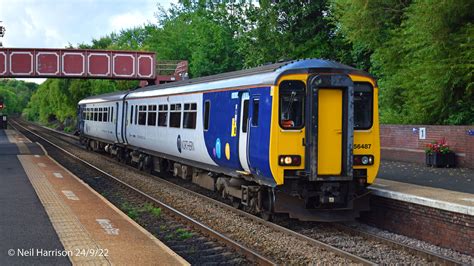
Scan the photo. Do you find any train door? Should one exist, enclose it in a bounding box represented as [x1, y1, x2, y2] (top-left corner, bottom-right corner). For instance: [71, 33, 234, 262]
[115, 102, 120, 143]
[121, 101, 128, 144]
[306, 74, 354, 180]
[318, 89, 342, 175]
[238, 92, 250, 172]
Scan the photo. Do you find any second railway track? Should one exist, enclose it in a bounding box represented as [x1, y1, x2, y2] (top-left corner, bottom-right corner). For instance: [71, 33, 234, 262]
[12, 118, 466, 265]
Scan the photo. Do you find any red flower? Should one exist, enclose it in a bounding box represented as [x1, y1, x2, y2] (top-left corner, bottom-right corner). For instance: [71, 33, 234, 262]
[425, 138, 452, 154]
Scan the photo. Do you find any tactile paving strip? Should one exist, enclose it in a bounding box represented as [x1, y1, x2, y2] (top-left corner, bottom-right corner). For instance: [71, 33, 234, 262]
[18, 155, 111, 265]
[5, 130, 31, 154]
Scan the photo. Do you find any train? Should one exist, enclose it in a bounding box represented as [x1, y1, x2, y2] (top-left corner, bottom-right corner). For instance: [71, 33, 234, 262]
[77, 59, 380, 221]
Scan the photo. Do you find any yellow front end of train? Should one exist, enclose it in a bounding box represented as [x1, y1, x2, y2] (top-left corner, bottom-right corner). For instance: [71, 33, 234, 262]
[268, 71, 380, 221]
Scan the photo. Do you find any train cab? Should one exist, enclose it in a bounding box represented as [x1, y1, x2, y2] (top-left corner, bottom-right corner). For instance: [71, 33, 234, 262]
[267, 63, 380, 221]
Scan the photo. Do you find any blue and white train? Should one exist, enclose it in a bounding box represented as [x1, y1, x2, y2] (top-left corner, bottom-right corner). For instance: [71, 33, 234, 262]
[78, 59, 380, 221]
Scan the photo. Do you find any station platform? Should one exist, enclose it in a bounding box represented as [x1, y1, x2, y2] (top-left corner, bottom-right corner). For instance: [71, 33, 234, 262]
[372, 160, 474, 215]
[0, 128, 188, 265]
[367, 160, 474, 255]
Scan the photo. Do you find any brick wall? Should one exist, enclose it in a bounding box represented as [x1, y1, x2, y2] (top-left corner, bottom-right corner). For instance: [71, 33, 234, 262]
[361, 196, 474, 256]
[380, 125, 474, 168]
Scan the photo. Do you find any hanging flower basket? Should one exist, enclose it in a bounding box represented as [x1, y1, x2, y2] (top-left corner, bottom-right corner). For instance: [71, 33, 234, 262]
[425, 139, 456, 168]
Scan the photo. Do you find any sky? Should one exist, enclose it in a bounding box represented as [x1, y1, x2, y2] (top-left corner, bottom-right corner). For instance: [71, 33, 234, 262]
[0, 0, 177, 83]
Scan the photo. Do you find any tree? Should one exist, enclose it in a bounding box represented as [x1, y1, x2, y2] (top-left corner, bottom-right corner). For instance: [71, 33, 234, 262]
[332, 0, 474, 124]
[0, 79, 37, 115]
[239, 0, 353, 68]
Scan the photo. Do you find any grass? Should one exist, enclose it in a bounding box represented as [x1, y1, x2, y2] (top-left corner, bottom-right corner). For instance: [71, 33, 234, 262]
[120, 202, 163, 221]
[143, 203, 162, 218]
[165, 233, 174, 240]
[121, 202, 140, 220]
[175, 228, 193, 240]
[120, 202, 192, 241]
[63, 126, 74, 133]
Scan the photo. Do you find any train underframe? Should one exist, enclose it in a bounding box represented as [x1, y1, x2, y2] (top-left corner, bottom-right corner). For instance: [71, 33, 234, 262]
[81, 137, 370, 222]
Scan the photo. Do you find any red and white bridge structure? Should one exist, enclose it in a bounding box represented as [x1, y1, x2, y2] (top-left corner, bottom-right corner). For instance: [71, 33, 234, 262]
[0, 48, 188, 84]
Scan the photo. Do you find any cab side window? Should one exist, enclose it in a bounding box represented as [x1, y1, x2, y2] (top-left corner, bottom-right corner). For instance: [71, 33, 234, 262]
[279, 80, 305, 129]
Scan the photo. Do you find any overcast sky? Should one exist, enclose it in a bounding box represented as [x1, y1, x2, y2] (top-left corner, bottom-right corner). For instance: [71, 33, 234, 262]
[0, 0, 176, 83]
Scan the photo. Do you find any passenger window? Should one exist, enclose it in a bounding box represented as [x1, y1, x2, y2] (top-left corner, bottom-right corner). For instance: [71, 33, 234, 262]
[169, 104, 182, 128]
[98, 108, 103, 122]
[111, 107, 114, 122]
[148, 105, 157, 126]
[242, 100, 249, 133]
[94, 108, 98, 121]
[183, 103, 197, 129]
[103, 107, 108, 122]
[251, 98, 259, 127]
[279, 80, 305, 129]
[138, 105, 147, 125]
[158, 104, 168, 127]
[204, 101, 210, 131]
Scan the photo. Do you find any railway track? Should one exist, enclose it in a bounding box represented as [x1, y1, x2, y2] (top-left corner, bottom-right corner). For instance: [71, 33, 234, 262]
[10, 120, 272, 265]
[11, 119, 465, 265]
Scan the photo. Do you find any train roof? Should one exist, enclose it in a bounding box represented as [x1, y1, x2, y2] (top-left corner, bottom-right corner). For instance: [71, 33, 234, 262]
[79, 59, 372, 104]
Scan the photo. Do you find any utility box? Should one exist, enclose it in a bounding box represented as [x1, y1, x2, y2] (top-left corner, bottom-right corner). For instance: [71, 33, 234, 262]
[0, 115, 7, 129]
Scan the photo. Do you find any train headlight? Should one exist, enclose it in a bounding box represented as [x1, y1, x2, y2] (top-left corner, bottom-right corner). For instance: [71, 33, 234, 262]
[278, 155, 301, 166]
[353, 155, 374, 165]
[361, 156, 369, 165]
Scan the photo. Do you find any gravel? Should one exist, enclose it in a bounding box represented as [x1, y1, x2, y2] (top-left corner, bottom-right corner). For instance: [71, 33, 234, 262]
[345, 222, 474, 265]
[19, 120, 474, 265]
[19, 123, 351, 264]
[27, 131, 251, 265]
[287, 222, 427, 264]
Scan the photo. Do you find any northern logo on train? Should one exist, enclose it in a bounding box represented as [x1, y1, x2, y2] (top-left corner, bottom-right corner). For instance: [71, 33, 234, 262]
[177, 135, 182, 153]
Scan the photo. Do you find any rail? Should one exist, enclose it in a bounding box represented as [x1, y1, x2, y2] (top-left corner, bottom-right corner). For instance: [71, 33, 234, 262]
[9, 119, 275, 266]
[11, 119, 464, 265]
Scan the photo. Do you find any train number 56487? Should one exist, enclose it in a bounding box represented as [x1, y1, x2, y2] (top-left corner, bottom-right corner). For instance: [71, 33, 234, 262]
[354, 144, 371, 149]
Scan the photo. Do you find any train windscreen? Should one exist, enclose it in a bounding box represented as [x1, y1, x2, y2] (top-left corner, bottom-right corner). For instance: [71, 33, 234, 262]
[354, 83, 373, 130]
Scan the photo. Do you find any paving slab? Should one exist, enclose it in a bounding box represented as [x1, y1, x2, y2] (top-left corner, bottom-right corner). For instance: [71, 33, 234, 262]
[19, 153, 188, 265]
[1, 128, 188, 265]
[378, 160, 474, 194]
[371, 178, 474, 215]
[0, 130, 69, 265]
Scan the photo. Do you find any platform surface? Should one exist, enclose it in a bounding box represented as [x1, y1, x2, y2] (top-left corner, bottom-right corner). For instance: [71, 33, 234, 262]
[0, 128, 188, 265]
[379, 160, 474, 194]
[372, 160, 474, 215]
[0, 130, 69, 265]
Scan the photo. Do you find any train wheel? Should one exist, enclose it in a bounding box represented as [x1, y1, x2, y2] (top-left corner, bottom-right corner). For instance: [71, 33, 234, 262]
[231, 197, 241, 209]
[260, 211, 273, 221]
[138, 160, 144, 171]
[181, 165, 191, 180]
[259, 188, 274, 221]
